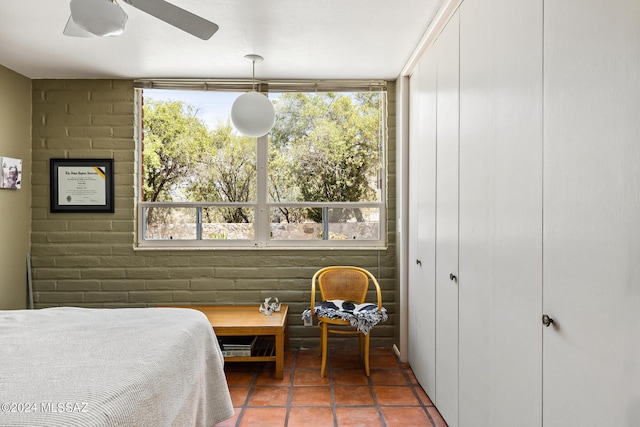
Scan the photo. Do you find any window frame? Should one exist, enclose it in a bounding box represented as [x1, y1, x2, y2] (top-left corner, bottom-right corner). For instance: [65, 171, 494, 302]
[134, 81, 388, 250]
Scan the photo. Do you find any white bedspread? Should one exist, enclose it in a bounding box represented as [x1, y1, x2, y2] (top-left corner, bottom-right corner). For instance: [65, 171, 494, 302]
[0, 307, 234, 427]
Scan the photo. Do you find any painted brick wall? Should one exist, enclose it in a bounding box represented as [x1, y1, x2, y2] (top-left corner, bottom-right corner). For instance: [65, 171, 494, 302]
[30, 79, 397, 349]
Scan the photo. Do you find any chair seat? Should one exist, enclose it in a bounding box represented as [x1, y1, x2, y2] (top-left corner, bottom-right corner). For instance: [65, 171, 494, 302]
[302, 299, 388, 335]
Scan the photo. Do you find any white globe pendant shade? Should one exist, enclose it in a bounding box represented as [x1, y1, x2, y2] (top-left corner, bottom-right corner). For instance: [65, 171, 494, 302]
[70, 0, 128, 37]
[231, 91, 276, 138]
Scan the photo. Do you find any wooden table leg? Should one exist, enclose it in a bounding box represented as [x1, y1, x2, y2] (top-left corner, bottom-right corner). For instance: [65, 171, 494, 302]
[275, 331, 284, 379]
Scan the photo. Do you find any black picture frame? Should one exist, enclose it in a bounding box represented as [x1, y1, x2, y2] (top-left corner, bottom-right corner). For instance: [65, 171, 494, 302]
[50, 158, 114, 213]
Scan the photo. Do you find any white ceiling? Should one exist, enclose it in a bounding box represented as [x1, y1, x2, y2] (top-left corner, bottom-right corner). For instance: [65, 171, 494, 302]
[0, 0, 444, 81]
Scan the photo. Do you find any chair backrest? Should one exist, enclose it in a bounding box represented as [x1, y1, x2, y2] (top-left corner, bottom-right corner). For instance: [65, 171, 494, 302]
[311, 266, 382, 310]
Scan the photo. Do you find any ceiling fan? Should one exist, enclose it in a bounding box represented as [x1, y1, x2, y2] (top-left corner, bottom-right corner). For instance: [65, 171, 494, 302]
[63, 0, 219, 40]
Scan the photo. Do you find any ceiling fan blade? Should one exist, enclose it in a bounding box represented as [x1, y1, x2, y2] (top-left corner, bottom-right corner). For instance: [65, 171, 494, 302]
[124, 0, 219, 40]
[63, 16, 95, 37]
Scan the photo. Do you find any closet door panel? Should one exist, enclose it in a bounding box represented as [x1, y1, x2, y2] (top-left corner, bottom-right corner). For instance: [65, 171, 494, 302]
[543, 0, 640, 425]
[434, 12, 460, 427]
[407, 51, 438, 397]
[458, 0, 543, 425]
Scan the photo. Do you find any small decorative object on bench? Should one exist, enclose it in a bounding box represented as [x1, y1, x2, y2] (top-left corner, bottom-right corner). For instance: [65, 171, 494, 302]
[259, 297, 281, 316]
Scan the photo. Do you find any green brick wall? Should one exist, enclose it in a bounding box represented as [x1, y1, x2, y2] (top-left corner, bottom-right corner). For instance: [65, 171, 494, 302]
[30, 79, 398, 349]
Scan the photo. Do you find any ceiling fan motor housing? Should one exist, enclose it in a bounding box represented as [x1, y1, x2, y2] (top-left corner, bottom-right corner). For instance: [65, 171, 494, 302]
[70, 0, 128, 37]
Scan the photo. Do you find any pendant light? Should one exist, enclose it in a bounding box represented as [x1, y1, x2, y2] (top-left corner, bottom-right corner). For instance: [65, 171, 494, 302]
[231, 54, 276, 138]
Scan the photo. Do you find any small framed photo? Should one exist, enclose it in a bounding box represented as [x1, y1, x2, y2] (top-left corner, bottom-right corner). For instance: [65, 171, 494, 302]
[1, 157, 22, 190]
[50, 158, 114, 213]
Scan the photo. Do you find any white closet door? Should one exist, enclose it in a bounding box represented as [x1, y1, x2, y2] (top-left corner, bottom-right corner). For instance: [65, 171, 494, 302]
[543, 0, 640, 425]
[458, 0, 543, 425]
[434, 11, 460, 427]
[407, 50, 437, 397]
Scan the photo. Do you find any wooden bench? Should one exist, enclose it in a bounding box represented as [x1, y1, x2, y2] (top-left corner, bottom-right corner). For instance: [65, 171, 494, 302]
[176, 305, 289, 379]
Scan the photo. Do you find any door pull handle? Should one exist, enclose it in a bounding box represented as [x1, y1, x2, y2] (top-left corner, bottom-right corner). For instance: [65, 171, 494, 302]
[449, 273, 457, 281]
[416, 259, 422, 266]
[542, 314, 554, 327]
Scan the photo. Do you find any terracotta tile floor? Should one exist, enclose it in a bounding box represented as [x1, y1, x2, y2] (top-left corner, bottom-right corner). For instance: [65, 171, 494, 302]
[215, 347, 448, 427]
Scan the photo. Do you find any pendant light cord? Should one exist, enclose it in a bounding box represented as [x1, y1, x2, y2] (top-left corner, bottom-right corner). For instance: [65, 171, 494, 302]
[252, 60, 256, 91]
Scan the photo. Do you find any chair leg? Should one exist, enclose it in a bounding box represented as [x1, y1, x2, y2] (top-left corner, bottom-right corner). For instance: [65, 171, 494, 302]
[320, 322, 329, 377]
[317, 321, 324, 357]
[364, 333, 371, 376]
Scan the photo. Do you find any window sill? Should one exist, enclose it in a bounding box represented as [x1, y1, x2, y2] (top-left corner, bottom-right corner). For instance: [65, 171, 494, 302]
[133, 244, 388, 252]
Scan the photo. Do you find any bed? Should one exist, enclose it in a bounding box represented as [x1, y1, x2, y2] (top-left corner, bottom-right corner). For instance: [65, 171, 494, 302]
[0, 307, 234, 427]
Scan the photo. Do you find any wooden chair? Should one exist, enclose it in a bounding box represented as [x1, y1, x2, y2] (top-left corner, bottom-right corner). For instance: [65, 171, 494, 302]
[310, 266, 383, 377]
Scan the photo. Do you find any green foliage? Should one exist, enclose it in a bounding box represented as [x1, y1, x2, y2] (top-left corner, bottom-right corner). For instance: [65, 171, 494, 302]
[142, 91, 383, 226]
[270, 92, 382, 222]
[142, 100, 210, 226]
[205, 230, 229, 240]
[142, 100, 209, 202]
[187, 121, 256, 223]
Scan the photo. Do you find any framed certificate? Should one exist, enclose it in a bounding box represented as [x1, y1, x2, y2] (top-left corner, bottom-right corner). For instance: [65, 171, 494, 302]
[50, 158, 114, 213]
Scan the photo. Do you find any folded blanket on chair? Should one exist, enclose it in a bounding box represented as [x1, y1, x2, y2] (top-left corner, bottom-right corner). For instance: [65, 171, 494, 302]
[301, 299, 388, 335]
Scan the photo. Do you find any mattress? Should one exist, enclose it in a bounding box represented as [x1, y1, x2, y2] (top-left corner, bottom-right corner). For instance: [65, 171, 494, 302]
[0, 307, 234, 426]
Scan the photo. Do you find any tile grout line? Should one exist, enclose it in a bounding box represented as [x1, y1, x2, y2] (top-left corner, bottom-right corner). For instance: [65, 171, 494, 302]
[367, 364, 388, 427]
[399, 361, 439, 426]
[223, 348, 444, 427]
[328, 349, 339, 426]
[283, 353, 297, 426]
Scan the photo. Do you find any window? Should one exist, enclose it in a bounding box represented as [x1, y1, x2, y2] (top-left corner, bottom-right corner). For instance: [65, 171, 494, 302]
[135, 80, 387, 249]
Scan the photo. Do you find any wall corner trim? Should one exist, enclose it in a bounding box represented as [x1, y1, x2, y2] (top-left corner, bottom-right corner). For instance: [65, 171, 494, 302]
[400, 0, 464, 77]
